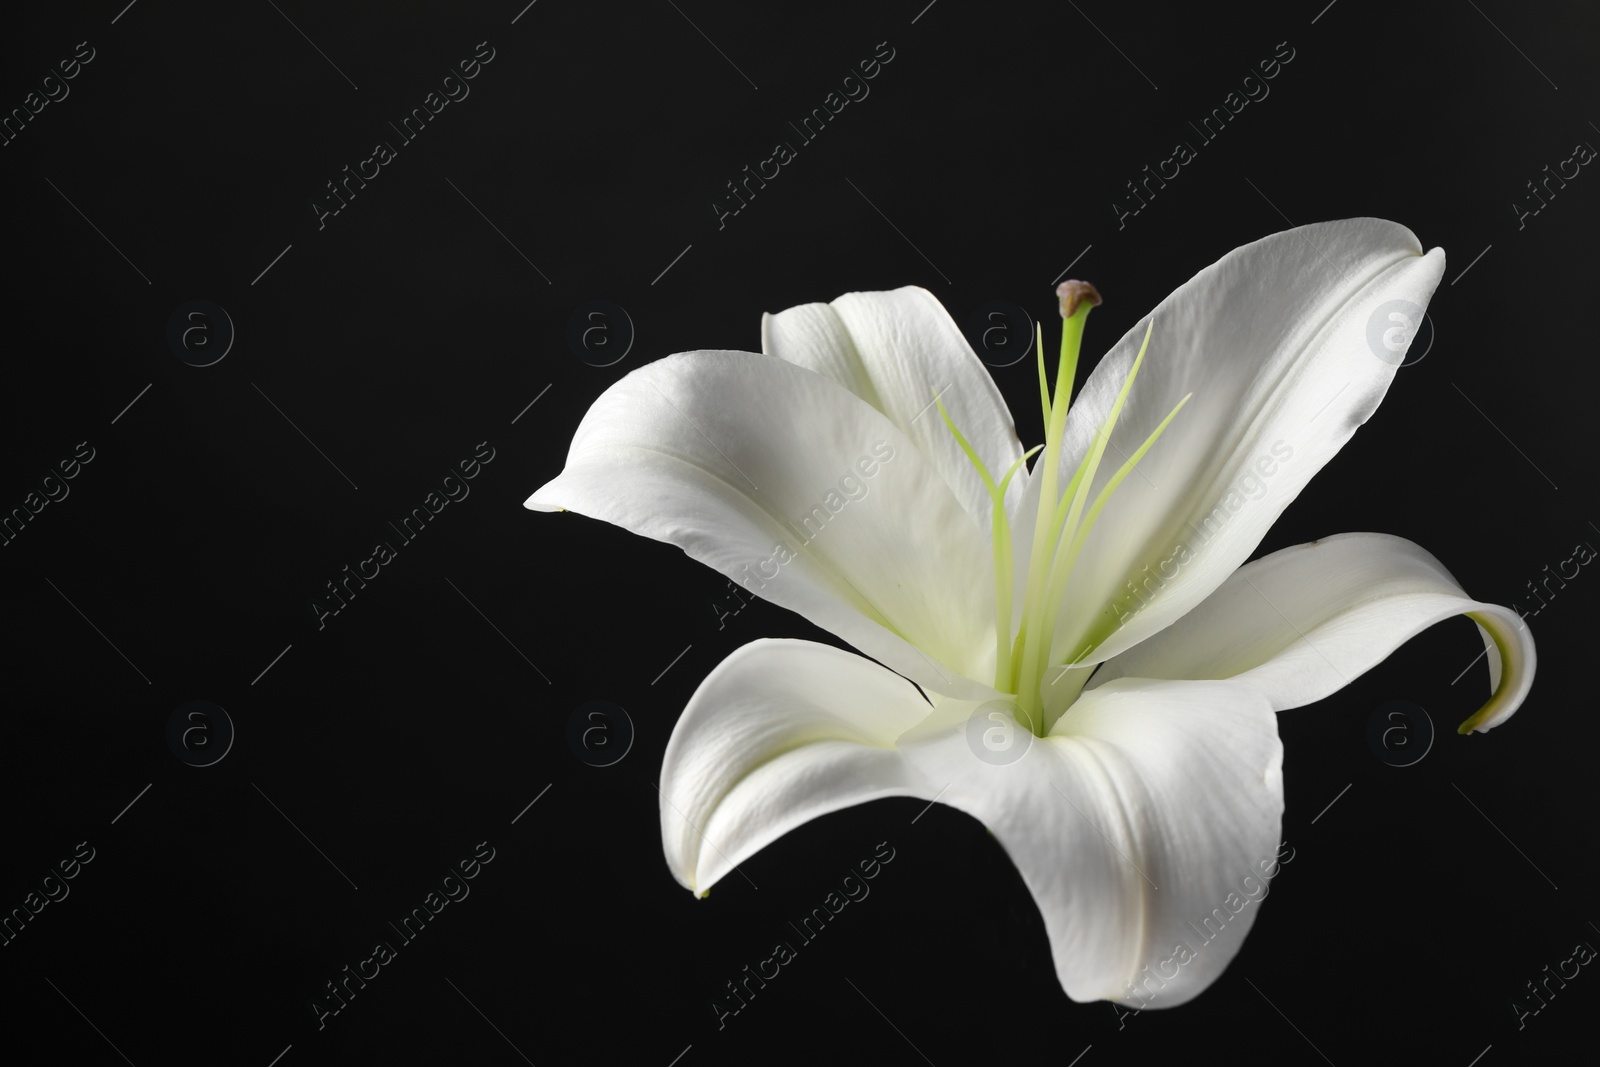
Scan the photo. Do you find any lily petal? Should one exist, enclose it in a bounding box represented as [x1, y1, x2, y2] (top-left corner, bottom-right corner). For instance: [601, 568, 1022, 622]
[1088, 532, 1535, 733]
[1045, 219, 1447, 667]
[662, 637, 1282, 1007]
[902, 675, 1283, 1007]
[762, 286, 1025, 536]
[525, 351, 997, 696]
[659, 638, 941, 895]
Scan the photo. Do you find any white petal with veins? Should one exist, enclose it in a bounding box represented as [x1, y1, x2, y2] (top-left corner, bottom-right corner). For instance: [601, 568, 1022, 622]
[1043, 220, 1447, 668]
[526, 352, 997, 696]
[763, 286, 1025, 539]
[1090, 532, 1535, 733]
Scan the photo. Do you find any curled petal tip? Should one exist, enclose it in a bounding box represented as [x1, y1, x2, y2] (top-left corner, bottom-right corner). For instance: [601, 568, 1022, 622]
[1455, 610, 1536, 734]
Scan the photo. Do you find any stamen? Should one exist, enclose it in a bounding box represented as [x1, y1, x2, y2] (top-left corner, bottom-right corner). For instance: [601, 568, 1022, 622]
[1038, 390, 1191, 733]
[948, 282, 1185, 732]
[990, 449, 1041, 686]
[1015, 292, 1096, 722]
[1035, 321, 1050, 431]
[1058, 391, 1189, 603]
[1021, 321, 1152, 716]
[936, 394, 1042, 688]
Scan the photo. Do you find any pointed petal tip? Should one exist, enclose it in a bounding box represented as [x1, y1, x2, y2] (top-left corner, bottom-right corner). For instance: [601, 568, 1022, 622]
[658, 639, 939, 899]
[1420, 243, 1446, 280]
[524, 476, 571, 512]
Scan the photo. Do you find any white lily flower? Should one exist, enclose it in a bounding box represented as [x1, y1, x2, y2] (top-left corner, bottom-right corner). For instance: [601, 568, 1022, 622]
[525, 218, 1535, 1008]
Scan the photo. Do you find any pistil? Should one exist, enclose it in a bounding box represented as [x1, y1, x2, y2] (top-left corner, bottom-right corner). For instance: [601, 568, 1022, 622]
[1013, 284, 1099, 721]
[939, 280, 1188, 736]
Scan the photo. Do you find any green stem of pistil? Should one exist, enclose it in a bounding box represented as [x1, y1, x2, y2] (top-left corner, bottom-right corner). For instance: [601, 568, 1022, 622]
[1016, 305, 1090, 726]
[938, 290, 1185, 734]
[1030, 322, 1154, 705]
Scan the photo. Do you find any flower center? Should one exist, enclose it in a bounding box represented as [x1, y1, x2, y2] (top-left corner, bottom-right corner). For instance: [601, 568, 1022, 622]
[940, 281, 1189, 736]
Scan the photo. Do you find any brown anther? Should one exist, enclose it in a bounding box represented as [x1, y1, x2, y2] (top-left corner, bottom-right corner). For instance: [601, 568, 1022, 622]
[1056, 280, 1103, 318]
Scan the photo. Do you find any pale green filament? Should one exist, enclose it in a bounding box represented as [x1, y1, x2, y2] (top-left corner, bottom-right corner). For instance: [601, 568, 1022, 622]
[936, 394, 1041, 688]
[1015, 305, 1090, 715]
[1036, 389, 1191, 731]
[1055, 394, 1192, 625]
[1035, 321, 1051, 431]
[938, 304, 1187, 734]
[1017, 316, 1145, 716]
[1029, 323, 1177, 716]
[1011, 443, 1091, 693]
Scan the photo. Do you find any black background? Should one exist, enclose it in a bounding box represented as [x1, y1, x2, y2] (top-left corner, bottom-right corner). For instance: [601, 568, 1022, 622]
[1, 1, 1595, 1064]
